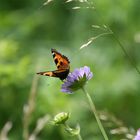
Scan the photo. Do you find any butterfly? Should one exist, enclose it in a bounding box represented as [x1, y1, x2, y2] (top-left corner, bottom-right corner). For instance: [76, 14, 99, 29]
[37, 48, 70, 80]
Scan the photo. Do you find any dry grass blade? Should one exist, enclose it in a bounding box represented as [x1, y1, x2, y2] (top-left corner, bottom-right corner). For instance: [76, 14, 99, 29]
[29, 115, 50, 140]
[91, 25, 101, 29]
[72, 6, 81, 9]
[65, 0, 73, 3]
[80, 32, 112, 49]
[79, 0, 88, 2]
[23, 72, 39, 140]
[0, 121, 12, 140]
[43, 0, 53, 5]
[80, 39, 93, 49]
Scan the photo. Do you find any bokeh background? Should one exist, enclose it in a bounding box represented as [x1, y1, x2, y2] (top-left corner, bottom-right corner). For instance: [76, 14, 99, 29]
[0, 0, 140, 139]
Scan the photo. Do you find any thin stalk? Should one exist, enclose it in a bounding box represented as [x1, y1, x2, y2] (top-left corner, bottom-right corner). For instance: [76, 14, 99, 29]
[82, 87, 109, 140]
[64, 123, 83, 140]
[107, 27, 140, 75]
[77, 133, 83, 140]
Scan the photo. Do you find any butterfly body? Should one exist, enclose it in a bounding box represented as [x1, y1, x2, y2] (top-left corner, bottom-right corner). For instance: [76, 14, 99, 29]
[37, 49, 70, 80]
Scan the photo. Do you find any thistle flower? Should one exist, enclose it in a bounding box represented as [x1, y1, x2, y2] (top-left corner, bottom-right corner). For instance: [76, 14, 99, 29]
[61, 66, 93, 93]
[134, 129, 140, 140]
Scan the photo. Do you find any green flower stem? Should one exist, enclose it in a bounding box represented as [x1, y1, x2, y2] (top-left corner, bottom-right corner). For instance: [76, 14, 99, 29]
[82, 87, 109, 140]
[63, 123, 83, 140]
[77, 133, 83, 140]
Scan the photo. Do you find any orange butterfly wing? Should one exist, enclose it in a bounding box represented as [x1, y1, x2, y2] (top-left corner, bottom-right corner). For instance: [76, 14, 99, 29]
[51, 48, 70, 70]
[37, 49, 70, 80]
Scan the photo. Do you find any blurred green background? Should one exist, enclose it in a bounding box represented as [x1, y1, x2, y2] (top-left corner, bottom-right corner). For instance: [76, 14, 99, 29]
[0, 0, 140, 139]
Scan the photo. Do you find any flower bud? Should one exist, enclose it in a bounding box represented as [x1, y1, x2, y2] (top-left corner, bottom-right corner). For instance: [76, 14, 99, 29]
[53, 112, 69, 125]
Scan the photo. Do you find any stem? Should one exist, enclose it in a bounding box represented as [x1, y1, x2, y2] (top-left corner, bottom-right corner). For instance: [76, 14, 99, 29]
[64, 123, 83, 140]
[82, 87, 109, 140]
[107, 26, 140, 74]
[77, 133, 83, 140]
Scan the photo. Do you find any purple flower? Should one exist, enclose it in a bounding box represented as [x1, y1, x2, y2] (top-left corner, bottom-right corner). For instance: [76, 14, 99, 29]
[134, 129, 140, 140]
[61, 66, 93, 93]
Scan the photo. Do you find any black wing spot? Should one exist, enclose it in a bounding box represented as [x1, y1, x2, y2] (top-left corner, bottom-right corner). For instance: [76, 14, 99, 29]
[60, 61, 63, 65]
[54, 58, 58, 64]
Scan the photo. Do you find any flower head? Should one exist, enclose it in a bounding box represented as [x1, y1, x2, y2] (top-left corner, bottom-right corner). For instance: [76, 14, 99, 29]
[53, 112, 69, 125]
[134, 129, 140, 140]
[61, 66, 93, 93]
